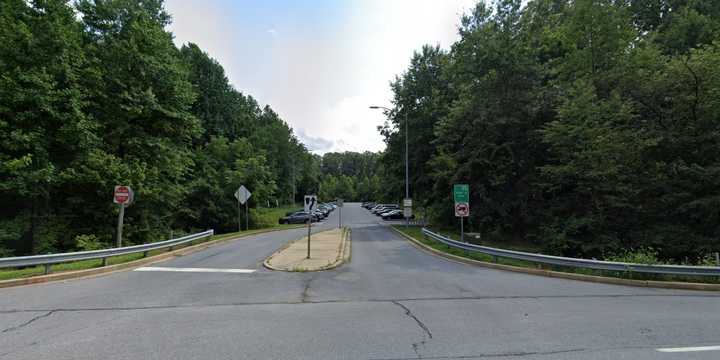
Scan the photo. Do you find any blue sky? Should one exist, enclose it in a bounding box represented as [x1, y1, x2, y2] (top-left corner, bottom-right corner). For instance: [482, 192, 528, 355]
[166, 0, 478, 154]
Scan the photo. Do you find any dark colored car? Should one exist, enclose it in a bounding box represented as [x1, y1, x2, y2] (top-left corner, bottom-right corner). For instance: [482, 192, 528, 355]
[279, 211, 317, 224]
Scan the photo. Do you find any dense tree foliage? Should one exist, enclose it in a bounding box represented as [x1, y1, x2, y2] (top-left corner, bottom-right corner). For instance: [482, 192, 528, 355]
[319, 152, 383, 202]
[0, 0, 317, 255]
[380, 0, 720, 261]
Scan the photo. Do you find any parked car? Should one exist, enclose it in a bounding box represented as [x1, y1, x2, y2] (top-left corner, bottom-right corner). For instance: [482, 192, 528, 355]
[318, 204, 333, 214]
[279, 211, 317, 224]
[312, 209, 326, 219]
[373, 205, 399, 215]
[375, 208, 396, 216]
[382, 209, 414, 220]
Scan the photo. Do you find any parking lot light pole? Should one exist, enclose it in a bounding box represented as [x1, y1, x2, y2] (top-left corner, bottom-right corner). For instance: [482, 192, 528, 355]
[370, 105, 409, 227]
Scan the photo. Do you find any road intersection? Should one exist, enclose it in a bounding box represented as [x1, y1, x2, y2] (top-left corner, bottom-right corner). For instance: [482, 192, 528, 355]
[1, 203, 718, 359]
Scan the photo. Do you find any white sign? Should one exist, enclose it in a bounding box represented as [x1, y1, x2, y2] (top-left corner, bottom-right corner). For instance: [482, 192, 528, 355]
[304, 195, 317, 212]
[404, 207, 413, 218]
[455, 202, 469, 217]
[337, 198, 344, 207]
[235, 185, 252, 204]
[403, 198, 412, 207]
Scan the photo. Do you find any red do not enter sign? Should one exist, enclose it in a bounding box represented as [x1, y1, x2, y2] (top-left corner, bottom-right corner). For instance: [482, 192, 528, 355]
[114, 185, 132, 205]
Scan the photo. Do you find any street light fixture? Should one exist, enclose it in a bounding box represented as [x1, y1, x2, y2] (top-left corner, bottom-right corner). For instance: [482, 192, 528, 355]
[370, 105, 410, 227]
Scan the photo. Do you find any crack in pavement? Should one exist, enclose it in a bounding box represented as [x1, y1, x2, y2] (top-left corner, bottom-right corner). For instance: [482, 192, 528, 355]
[392, 301, 433, 359]
[392, 301, 433, 339]
[0, 292, 715, 314]
[1, 311, 54, 334]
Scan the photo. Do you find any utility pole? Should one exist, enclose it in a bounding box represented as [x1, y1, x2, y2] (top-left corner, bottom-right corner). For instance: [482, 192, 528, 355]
[292, 163, 296, 205]
[404, 111, 409, 228]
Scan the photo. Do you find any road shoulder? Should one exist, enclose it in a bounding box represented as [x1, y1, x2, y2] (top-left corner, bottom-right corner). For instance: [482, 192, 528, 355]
[392, 226, 720, 291]
[0, 226, 303, 289]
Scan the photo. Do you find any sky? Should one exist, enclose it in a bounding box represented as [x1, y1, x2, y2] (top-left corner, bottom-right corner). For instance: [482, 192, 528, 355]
[165, 0, 478, 154]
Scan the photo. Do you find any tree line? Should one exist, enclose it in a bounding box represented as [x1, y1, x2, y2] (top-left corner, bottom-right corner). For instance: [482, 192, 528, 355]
[0, 0, 318, 256]
[379, 0, 720, 262]
[318, 151, 383, 202]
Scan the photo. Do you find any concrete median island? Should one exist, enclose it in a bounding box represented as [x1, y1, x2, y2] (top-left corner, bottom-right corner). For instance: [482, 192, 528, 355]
[264, 227, 350, 272]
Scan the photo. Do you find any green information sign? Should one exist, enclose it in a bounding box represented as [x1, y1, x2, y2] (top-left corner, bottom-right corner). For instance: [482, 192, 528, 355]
[453, 184, 469, 203]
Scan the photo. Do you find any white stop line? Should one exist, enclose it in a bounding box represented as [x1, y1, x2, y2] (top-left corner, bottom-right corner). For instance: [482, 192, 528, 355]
[134, 267, 256, 274]
[657, 345, 720, 353]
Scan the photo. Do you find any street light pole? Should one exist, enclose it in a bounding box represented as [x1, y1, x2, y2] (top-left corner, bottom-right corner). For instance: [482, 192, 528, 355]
[370, 105, 410, 227]
[404, 111, 409, 227]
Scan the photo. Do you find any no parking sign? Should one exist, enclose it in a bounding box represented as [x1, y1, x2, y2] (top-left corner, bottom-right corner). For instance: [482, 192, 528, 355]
[455, 202, 469, 217]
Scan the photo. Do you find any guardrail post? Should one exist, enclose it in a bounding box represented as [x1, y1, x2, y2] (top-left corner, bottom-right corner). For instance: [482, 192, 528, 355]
[43, 264, 51, 275]
[101, 257, 107, 267]
[143, 251, 148, 258]
[493, 256, 498, 263]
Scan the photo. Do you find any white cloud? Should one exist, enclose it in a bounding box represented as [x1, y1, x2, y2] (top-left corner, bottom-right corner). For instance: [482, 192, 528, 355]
[295, 129, 334, 154]
[165, 0, 478, 154]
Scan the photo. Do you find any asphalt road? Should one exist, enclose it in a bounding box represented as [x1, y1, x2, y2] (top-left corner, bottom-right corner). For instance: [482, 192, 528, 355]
[1, 203, 719, 359]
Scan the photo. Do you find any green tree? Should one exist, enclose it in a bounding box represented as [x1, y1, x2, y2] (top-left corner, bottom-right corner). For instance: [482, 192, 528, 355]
[0, 0, 94, 254]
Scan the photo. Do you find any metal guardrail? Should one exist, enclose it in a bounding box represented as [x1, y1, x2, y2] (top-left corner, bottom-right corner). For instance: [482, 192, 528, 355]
[0, 230, 214, 274]
[422, 228, 720, 277]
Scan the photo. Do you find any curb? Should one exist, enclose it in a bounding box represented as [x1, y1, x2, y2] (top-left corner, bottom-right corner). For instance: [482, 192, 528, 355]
[0, 226, 303, 289]
[391, 227, 720, 292]
[264, 227, 351, 272]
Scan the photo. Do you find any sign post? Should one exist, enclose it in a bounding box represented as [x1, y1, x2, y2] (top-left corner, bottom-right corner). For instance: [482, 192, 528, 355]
[403, 198, 413, 227]
[113, 185, 134, 248]
[117, 204, 125, 248]
[304, 195, 317, 259]
[337, 198, 344, 228]
[235, 185, 252, 231]
[453, 184, 470, 242]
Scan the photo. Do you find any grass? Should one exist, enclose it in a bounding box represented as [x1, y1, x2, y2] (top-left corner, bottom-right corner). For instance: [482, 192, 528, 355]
[252, 206, 302, 228]
[0, 223, 304, 282]
[393, 225, 720, 285]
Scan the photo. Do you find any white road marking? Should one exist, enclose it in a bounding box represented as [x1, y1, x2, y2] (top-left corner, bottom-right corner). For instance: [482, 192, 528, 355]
[134, 267, 256, 274]
[657, 345, 720, 353]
